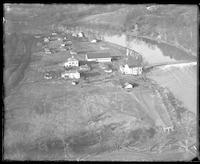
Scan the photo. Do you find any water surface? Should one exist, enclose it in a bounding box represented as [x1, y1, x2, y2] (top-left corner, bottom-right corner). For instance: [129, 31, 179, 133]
[102, 33, 196, 64]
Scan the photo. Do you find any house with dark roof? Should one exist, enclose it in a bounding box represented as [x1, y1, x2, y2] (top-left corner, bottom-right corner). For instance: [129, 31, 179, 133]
[85, 52, 112, 62]
[119, 56, 143, 75]
[64, 56, 79, 68]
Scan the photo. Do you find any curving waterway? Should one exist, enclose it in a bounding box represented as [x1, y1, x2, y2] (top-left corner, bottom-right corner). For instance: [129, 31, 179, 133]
[84, 30, 197, 114]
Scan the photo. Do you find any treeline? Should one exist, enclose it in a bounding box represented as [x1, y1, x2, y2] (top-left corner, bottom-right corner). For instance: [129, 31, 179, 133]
[124, 5, 197, 55]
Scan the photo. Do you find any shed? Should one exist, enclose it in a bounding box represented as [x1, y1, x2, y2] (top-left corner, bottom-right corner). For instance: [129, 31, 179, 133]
[78, 32, 85, 38]
[124, 82, 133, 89]
[70, 50, 77, 55]
[91, 39, 97, 43]
[52, 32, 57, 36]
[44, 38, 49, 42]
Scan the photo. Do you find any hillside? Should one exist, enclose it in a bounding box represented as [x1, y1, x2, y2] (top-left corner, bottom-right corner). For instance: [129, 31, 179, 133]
[4, 4, 197, 55]
[3, 4, 197, 161]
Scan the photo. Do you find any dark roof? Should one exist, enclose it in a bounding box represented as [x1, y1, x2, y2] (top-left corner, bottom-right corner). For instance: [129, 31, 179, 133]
[126, 55, 142, 67]
[87, 52, 111, 59]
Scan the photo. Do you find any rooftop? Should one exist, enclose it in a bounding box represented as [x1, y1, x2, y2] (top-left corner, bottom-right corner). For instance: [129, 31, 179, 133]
[126, 55, 142, 67]
[63, 69, 79, 74]
[86, 52, 111, 59]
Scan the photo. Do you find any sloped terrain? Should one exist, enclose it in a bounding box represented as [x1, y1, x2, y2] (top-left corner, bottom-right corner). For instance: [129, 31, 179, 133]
[4, 74, 196, 160]
[4, 4, 197, 55]
[147, 63, 197, 114]
[4, 35, 196, 160]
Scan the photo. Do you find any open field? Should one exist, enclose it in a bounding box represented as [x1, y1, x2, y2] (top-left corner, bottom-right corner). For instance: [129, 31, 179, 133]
[4, 31, 197, 161]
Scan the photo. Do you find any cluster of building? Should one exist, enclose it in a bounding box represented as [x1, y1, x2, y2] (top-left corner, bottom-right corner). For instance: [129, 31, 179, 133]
[61, 52, 113, 80]
[61, 56, 80, 80]
[43, 30, 143, 83]
[42, 32, 73, 55]
[60, 50, 143, 80]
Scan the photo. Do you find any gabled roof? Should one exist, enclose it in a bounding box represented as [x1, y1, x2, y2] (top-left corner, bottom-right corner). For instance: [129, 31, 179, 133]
[86, 52, 111, 59]
[126, 55, 142, 67]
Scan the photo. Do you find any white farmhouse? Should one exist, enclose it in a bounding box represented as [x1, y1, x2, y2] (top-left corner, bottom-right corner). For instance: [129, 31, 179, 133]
[120, 64, 143, 75]
[64, 56, 79, 68]
[85, 52, 112, 63]
[61, 70, 80, 79]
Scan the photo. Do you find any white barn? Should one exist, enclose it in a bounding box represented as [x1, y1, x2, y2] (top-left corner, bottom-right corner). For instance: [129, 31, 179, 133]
[85, 52, 112, 63]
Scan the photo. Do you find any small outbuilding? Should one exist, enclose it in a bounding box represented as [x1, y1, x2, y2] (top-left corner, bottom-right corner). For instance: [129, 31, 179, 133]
[65, 41, 72, 45]
[44, 38, 49, 42]
[52, 32, 57, 36]
[44, 48, 51, 54]
[72, 81, 79, 85]
[35, 35, 41, 38]
[90, 39, 97, 43]
[60, 43, 66, 47]
[72, 33, 77, 37]
[70, 50, 77, 55]
[44, 71, 56, 79]
[78, 32, 85, 38]
[124, 82, 133, 89]
[104, 69, 112, 73]
[57, 37, 62, 41]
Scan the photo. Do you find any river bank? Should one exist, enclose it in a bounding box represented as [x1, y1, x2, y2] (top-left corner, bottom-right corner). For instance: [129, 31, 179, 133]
[126, 34, 197, 57]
